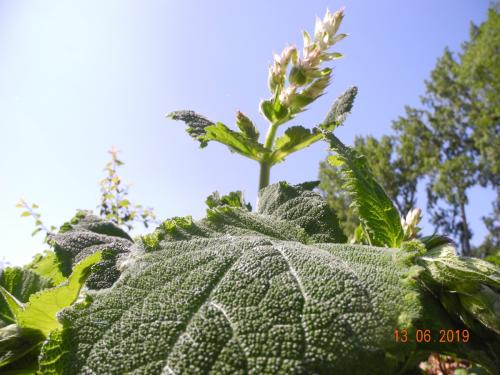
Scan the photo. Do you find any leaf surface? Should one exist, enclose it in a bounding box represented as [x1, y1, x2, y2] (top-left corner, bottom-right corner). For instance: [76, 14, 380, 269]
[324, 132, 404, 247]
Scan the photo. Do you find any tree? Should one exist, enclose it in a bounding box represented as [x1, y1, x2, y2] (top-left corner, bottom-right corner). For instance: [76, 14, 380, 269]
[421, 47, 479, 255]
[421, 4, 499, 255]
[321, 5, 499, 253]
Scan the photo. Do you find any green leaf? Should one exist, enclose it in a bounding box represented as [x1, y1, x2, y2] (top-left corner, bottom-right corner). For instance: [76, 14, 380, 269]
[20, 212, 30, 218]
[259, 99, 275, 123]
[322, 52, 343, 61]
[0, 268, 52, 327]
[271, 126, 323, 164]
[324, 132, 404, 247]
[0, 324, 44, 370]
[288, 68, 332, 117]
[167, 110, 215, 148]
[202, 122, 266, 161]
[16, 251, 102, 336]
[418, 244, 500, 335]
[0, 289, 23, 320]
[118, 199, 130, 208]
[236, 111, 259, 141]
[205, 191, 252, 211]
[321, 86, 358, 131]
[25, 251, 66, 286]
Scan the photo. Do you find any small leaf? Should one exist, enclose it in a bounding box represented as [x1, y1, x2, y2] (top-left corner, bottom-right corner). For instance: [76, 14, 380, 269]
[167, 110, 215, 147]
[236, 111, 260, 141]
[31, 228, 42, 237]
[260, 100, 275, 123]
[17, 252, 102, 336]
[20, 212, 31, 218]
[271, 126, 322, 164]
[0, 287, 24, 319]
[31, 204, 39, 209]
[322, 52, 343, 61]
[321, 86, 358, 130]
[202, 123, 266, 161]
[118, 200, 130, 208]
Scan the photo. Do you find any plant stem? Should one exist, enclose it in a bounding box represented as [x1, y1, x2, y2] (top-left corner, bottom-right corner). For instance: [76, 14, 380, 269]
[259, 161, 271, 191]
[258, 122, 279, 191]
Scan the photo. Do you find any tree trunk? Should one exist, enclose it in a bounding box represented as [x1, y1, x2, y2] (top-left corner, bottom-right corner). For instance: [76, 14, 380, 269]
[459, 201, 471, 255]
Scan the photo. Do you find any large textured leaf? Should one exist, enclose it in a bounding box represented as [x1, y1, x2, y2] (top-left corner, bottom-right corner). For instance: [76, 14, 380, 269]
[258, 181, 346, 243]
[324, 132, 404, 247]
[37, 183, 499, 374]
[50, 212, 133, 289]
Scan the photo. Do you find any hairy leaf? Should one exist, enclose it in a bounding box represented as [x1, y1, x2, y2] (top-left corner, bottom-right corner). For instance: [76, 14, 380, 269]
[236, 111, 260, 141]
[324, 132, 404, 247]
[50, 212, 133, 289]
[37, 183, 499, 374]
[167, 110, 215, 147]
[321, 86, 358, 131]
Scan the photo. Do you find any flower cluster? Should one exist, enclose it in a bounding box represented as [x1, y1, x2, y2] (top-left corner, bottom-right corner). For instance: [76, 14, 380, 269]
[401, 208, 422, 240]
[267, 7, 346, 108]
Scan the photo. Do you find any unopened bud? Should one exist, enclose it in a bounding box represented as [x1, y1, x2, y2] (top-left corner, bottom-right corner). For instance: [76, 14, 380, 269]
[236, 110, 259, 141]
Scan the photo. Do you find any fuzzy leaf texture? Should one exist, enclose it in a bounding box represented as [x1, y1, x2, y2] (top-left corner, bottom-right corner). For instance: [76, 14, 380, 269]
[167, 111, 215, 147]
[321, 86, 358, 130]
[37, 183, 499, 374]
[50, 212, 133, 289]
[324, 132, 405, 247]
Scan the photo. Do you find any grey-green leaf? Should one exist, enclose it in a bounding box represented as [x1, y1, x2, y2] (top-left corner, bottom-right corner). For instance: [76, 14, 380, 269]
[321, 86, 358, 131]
[167, 110, 215, 147]
[50, 212, 133, 290]
[37, 185, 500, 374]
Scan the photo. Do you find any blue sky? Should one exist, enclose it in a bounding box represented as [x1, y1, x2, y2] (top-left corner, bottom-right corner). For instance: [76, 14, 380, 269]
[0, 0, 494, 266]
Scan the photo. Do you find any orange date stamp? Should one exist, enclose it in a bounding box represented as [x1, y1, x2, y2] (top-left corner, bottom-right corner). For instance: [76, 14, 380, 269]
[394, 329, 470, 343]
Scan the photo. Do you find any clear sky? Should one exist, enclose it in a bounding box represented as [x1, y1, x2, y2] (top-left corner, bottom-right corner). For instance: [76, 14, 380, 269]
[0, 0, 494, 266]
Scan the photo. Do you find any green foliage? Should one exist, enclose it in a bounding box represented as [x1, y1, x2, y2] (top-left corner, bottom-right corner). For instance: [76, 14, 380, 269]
[205, 191, 252, 211]
[0, 253, 102, 372]
[99, 147, 157, 231]
[319, 107, 433, 241]
[319, 5, 500, 256]
[0, 268, 52, 327]
[27, 184, 499, 374]
[25, 250, 66, 286]
[16, 199, 57, 240]
[324, 133, 404, 247]
[51, 212, 133, 289]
